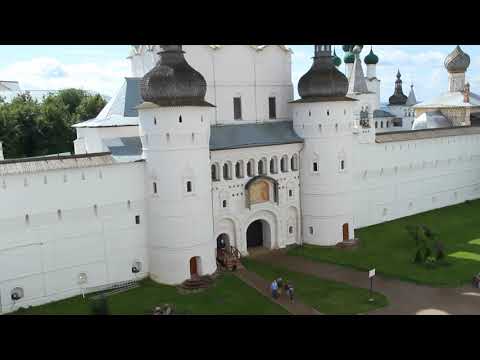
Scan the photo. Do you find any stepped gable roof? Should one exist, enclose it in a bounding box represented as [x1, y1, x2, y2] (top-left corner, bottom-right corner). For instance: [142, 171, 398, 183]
[73, 78, 141, 128]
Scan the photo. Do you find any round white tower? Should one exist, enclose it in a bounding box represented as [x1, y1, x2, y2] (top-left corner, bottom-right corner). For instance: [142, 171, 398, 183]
[137, 45, 216, 285]
[292, 45, 356, 246]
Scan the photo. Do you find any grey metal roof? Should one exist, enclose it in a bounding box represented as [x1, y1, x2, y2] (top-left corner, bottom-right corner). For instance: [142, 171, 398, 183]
[0, 153, 114, 176]
[373, 109, 396, 118]
[102, 137, 143, 163]
[412, 110, 453, 131]
[413, 91, 480, 109]
[376, 126, 480, 143]
[73, 78, 142, 128]
[210, 121, 303, 151]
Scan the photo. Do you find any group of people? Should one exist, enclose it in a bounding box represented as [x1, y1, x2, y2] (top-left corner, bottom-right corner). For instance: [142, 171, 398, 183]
[270, 277, 294, 302]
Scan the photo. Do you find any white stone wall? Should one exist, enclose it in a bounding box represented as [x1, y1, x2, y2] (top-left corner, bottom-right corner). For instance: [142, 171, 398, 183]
[130, 45, 294, 126]
[353, 134, 480, 228]
[211, 143, 302, 255]
[293, 100, 356, 246]
[138, 104, 216, 285]
[0, 161, 148, 313]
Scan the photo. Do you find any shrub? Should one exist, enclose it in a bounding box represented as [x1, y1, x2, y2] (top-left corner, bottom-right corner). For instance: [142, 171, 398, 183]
[425, 256, 437, 268]
[90, 295, 110, 315]
[414, 248, 424, 264]
[435, 241, 445, 261]
[424, 246, 432, 259]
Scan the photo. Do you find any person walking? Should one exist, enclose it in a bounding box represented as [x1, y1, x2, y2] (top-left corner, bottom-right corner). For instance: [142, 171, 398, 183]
[287, 283, 294, 303]
[271, 280, 278, 299]
[277, 277, 283, 295]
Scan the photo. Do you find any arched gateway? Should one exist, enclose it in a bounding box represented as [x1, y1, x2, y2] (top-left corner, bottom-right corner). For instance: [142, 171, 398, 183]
[246, 219, 271, 249]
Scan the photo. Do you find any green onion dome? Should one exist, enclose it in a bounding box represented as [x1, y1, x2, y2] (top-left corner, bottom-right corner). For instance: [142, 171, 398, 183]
[344, 51, 355, 64]
[332, 49, 342, 67]
[364, 48, 379, 65]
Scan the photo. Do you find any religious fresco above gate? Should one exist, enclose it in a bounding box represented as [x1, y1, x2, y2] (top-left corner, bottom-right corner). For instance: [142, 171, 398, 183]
[249, 180, 270, 204]
[245, 176, 279, 209]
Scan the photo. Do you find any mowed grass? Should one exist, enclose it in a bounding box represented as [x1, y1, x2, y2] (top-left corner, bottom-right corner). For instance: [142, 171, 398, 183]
[12, 273, 287, 315]
[242, 258, 388, 315]
[288, 200, 480, 287]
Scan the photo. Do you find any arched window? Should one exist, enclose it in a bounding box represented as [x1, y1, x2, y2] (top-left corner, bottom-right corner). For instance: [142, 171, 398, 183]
[57, 209, 62, 221]
[222, 200, 227, 208]
[211, 163, 220, 181]
[291, 154, 299, 171]
[223, 162, 232, 180]
[235, 161, 244, 178]
[335, 123, 339, 132]
[258, 158, 267, 175]
[153, 117, 157, 125]
[319, 124, 322, 132]
[381, 121, 384, 128]
[313, 162, 319, 172]
[281, 155, 289, 173]
[25, 214, 30, 225]
[270, 157, 278, 174]
[247, 159, 255, 177]
[340, 160, 345, 171]
[153, 182, 157, 194]
[179, 115, 183, 123]
[186, 181, 192, 193]
[375, 121, 378, 128]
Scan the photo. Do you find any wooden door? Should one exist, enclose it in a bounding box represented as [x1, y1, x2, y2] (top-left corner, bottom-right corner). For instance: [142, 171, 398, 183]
[343, 223, 349, 241]
[190, 257, 198, 277]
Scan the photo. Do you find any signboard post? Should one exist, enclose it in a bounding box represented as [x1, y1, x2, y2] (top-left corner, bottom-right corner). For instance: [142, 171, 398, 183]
[368, 269, 376, 302]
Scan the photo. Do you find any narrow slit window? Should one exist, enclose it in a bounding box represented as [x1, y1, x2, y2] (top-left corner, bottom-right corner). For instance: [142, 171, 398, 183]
[233, 97, 242, 120]
[309, 226, 314, 235]
[179, 115, 183, 123]
[222, 200, 227, 208]
[135, 215, 140, 225]
[153, 182, 157, 194]
[313, 162, 319, 172]
[186, 181, 192, 193]
[268, 97, 276, 119]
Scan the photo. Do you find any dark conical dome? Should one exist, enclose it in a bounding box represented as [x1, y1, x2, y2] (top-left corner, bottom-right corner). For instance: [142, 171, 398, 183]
[444, 45, 470, 73]
[388, 69, 408, 105]
[141, 45, 213, 107]
[298, 45, 349, 98]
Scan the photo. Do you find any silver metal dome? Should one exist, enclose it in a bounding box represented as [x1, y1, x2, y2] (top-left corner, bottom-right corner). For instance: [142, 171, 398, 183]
[412, 111, 453, 130]
[444, 46, 470, 74]
[141, 45, 213, 107]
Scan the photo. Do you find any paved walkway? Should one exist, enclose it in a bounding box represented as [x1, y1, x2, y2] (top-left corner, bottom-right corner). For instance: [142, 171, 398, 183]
[234, 268, 320, 315]
[253, 250, 480, 315]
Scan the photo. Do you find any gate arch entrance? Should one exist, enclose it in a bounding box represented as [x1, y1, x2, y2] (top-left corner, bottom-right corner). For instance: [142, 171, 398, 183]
[246, 219, 271, 249]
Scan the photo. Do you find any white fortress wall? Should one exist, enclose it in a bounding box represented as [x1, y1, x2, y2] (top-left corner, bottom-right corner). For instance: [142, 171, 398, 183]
[0, 160, 147, 313]
[352, 134, 480, 229]
[211, 143, 302, 255]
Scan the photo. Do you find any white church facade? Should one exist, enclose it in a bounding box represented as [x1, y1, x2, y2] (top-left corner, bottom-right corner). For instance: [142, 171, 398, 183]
[1, 44, 480, 313]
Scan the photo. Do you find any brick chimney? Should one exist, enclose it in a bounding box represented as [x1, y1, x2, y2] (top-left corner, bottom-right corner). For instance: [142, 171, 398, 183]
[464, 82, 471, 103]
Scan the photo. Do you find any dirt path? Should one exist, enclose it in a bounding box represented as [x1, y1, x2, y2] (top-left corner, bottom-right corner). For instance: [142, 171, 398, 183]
[234, 268, 321, 315]
[253, 251, 480, 315]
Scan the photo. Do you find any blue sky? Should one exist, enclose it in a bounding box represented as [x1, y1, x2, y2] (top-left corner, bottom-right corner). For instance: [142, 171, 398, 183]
[0, 45, 479, 104]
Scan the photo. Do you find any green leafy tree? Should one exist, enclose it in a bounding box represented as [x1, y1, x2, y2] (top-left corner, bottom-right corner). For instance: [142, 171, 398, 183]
[0, 89, 107, 158]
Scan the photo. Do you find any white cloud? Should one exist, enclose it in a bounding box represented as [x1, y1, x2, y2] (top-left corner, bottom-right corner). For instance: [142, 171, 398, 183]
[0, 57, 130, 96]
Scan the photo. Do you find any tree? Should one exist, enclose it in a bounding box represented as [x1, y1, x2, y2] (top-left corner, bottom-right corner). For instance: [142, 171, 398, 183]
[0, 89, 107, 158]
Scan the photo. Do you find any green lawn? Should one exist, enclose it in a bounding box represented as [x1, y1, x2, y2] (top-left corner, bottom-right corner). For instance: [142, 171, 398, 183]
[12, 273, 287, 315]
[288, 200, 480, 287]
[242, 258, 388, 315]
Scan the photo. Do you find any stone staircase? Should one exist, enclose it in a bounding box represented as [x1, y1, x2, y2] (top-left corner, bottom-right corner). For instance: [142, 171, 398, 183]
[217, 246, 244, 271]
[180, 274, 216, 291]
